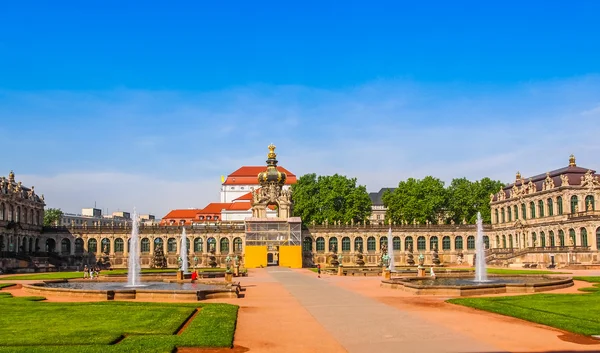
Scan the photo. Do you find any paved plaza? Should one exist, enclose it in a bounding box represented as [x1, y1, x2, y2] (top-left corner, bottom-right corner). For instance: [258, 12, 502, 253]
[3, 268, 600, 352]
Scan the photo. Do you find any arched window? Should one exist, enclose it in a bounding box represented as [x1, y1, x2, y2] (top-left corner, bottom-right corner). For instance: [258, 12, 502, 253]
[316, 237, 325, 252]
[585, 195, 595, 211]
[569, 229, 576, 246]
[22, 207, 27, 223]
[329, 237, 338, 252]
[430, 236, 439, 251]
[0, 203, 4, 220]
[581, 228, 588, 247]
[417, 236, 426, 251]
[101, 238, 110, 253]
[547, 198, 554, 216]
[342, 237, 351, 252]
[530, 201, 536, 218]
[154, 238, 164, 252]
[557, 196, 563, 215]
[167, 238, 177, 253]
[596, 227, 600, 250]
[393, 236, 401, 250]
[521, 203, 527, 220]
[532, 232, 537, 247]
[207, 237, 216, 252]
[8, 205, 13, 222]
[514, 205, 519, 220]
[494, 209, 499, 224]
[88, 238, 97, 253]
[467, 236, 475, 250]
[442, 236, 451, 251]
[540, 231, 546, 248]
[15, 206, 20, 222]
[507, 207, 512, 222]
[354, 237, 363, 252]
[220, 238, 229, 253]
[508, 235, 513, 249]
[549, 230, 555, 247]
[75, 238, 84, 254]
[30, 209, 34, 225]
[558, 230, 565, 247]
[455, 236, 463, 250]
[379, 236, 387, 250]
[571, 195, 578, 214]
[501, 208, 505, 223]
[303, 237, 312, 252]
[483, 235, 489, 249]
[538, 200, 544, 217]
[495, 235, 500, 248]
[193, 237, 203, 253]
[61, 238, 70, 255]
[184, 238, 190, 253]
[114, 238, 124, 253]
[404, 236, 413, 252]
[233, 237, 243, 253]
[367, 236, 376, 252]
[141, 238, 150, 253]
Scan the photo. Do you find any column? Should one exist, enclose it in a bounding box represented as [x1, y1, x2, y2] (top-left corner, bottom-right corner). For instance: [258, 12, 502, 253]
[150, 237, 155, 256]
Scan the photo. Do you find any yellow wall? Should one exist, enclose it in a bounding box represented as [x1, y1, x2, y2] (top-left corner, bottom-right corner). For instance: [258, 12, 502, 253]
[244, 246, 268, 268]
[279, 245, 302, 268]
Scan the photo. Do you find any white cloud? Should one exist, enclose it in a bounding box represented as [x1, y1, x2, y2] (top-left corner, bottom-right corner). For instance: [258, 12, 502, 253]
[3, 75, 600, 213]
[17, 172, 219, 217]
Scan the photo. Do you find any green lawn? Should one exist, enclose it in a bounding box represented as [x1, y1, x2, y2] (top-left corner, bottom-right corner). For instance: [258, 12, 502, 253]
[0, 268, 229, 281]
[0, 283, 15, 289]
[0, 293, 238, 352]
[448, 277, 600, 336]
[486, 268, 569, 275]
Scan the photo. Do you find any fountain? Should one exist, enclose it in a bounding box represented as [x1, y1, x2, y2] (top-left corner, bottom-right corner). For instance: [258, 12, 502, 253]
[180, 227, 189, 273]
[127, 209, 141, 287]
[474, 212, 488, 282]
[381, 211, 573, 295]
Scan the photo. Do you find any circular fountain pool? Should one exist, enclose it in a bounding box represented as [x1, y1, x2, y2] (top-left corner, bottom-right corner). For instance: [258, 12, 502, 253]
[44, 281, 223, 291]
[381, 274, 573, 296]
[23, 279, 241, 301]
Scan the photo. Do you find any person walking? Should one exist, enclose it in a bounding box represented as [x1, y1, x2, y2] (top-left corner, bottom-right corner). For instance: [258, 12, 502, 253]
[83, 265, 89, 279]
[317, 264, 321, 278]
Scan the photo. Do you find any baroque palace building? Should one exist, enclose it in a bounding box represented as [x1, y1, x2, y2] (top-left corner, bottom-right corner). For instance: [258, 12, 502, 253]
[34, 152, 600, 270]
[0, 171, 46, 271]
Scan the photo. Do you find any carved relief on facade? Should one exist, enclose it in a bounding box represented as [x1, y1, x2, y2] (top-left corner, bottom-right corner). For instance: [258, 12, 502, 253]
[581, 170, 600, 190]
[510, 184, 521, 198]
[542, 172, 555, 191]
[526, 178, 536, 194]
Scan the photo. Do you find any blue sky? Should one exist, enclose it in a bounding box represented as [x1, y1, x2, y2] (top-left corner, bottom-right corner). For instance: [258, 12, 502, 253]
[1, 1, 599, 217]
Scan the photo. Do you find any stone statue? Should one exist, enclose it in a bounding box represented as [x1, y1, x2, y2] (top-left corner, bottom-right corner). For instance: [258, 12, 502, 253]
[560, 174, 569, 186]
[418, 253, 425, 266]
[587, 199, 594, 211]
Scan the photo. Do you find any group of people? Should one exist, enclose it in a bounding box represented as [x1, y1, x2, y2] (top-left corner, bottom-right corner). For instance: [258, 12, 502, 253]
[83, 265, 101, 279]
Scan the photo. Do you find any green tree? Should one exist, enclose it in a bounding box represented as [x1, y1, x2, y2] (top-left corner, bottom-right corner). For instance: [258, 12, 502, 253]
[291, 173, 372, 225]
[383, 176, 447, 225]
[43, 208, 63, 226]
[473, 177, 505, 223]
[447, 177, 475, 224]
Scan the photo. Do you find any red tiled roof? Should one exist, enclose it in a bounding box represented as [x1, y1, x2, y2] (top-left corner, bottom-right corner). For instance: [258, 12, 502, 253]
[233, 191, 254, 201]
[199, 203, 232, 214]
[162, 209, 202, 219]
[224, 166, 297, 185]
[226, 202, 253, 211]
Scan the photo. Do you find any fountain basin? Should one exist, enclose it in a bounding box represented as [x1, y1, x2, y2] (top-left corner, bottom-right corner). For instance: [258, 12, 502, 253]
[23, 279, 241, 301]
[381, 274, 573, 296]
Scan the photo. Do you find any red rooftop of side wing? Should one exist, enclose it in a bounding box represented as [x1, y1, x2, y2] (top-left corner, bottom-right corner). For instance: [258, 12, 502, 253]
[224, 166, 296, 185]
